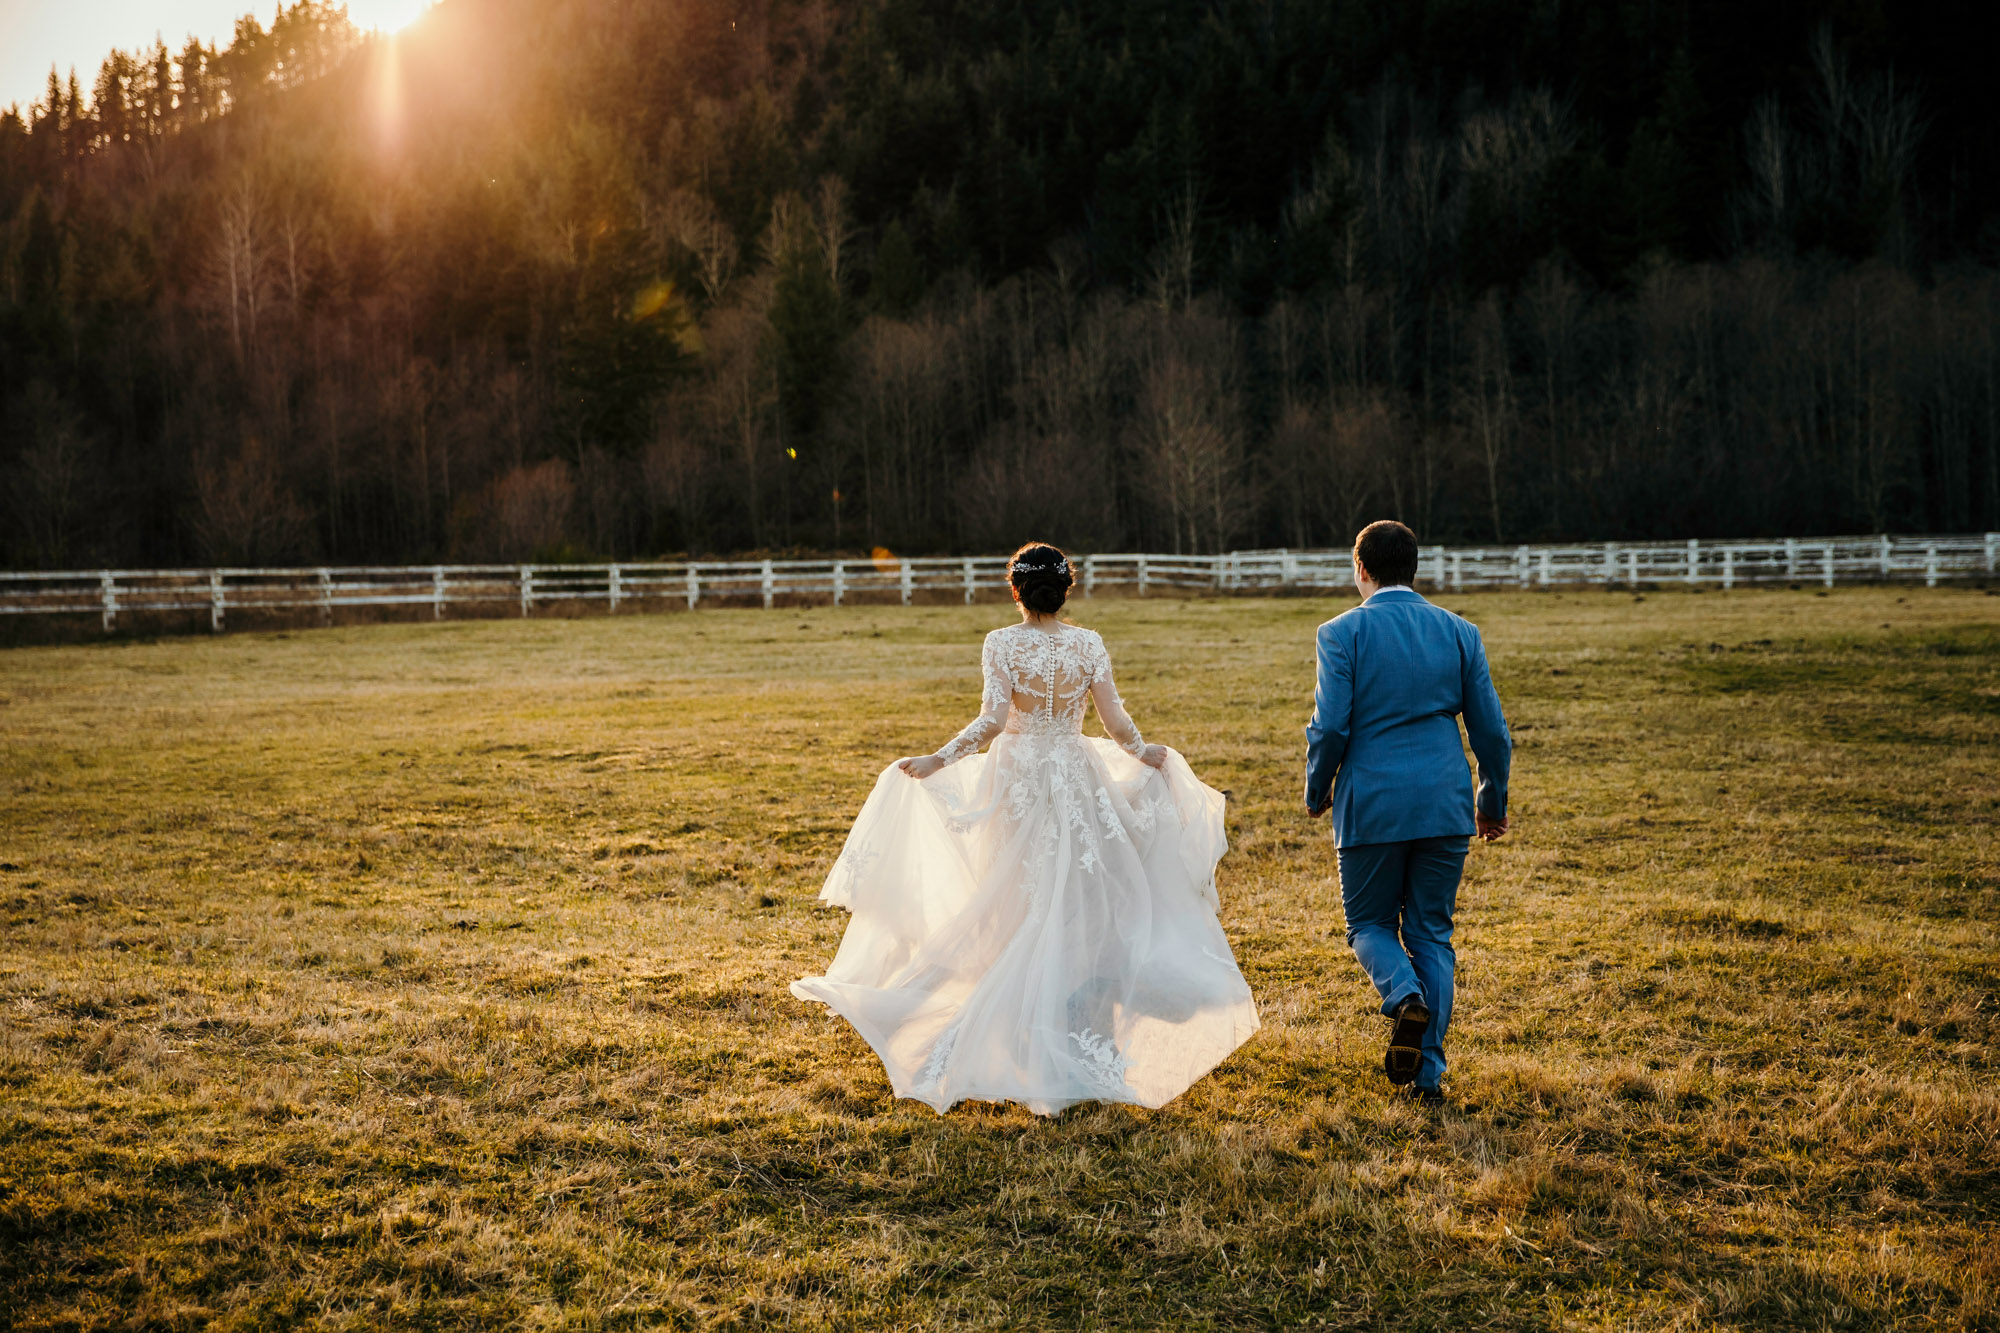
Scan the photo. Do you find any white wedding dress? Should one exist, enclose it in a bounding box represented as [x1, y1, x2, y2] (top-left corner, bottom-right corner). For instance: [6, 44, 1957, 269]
[791, 620, 1260, 1115]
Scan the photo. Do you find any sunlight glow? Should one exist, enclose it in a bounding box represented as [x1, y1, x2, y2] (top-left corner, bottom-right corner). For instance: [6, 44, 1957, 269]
[345, 0, 432, 34]
[368, 22, 403, 153]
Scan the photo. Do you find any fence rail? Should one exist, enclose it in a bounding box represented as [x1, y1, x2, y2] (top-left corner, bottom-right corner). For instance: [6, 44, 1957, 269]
[3, 534, 1995, 632]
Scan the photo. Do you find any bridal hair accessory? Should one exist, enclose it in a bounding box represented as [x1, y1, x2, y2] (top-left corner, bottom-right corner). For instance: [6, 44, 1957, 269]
[1011, 556, 1070, 575]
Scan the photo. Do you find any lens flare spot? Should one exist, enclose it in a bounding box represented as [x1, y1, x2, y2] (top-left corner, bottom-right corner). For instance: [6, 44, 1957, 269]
[630, 281, 677, 321]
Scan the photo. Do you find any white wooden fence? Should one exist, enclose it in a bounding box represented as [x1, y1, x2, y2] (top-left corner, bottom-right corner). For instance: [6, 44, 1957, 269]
[2, 533, 1995, 633]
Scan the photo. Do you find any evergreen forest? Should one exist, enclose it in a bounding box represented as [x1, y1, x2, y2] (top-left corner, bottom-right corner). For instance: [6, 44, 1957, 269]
[4, 0, 1999, 566]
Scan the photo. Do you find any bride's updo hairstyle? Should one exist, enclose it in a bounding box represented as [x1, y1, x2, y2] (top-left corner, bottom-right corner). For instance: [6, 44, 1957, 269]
[1009, 542, 1073, 616]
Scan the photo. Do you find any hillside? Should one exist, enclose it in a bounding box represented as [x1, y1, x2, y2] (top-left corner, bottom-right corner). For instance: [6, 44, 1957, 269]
[3, 0, 1998, 565]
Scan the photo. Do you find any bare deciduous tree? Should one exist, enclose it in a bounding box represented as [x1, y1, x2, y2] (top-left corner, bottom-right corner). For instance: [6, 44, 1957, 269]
[703, 295, 781, 548]
[642, 407, 708, 552]
[659, 188, 739, 305]
[1521, 257, 1587, 530]
[813, 176, 856, 293]
[845, 313, 955, 546]
[460, 459, 576, 561]
[191, 431, 313, 564]
[1148, 179, 1201, 312]
[1740, 96, 1792, 246]
[1462, 292, 1514, 540]
[1130, 304, 1248, 553]
[211, 175, 272, 362]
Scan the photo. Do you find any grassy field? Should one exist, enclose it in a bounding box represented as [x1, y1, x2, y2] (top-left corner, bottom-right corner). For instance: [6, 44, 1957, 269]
[2, 587, 1996, 1331]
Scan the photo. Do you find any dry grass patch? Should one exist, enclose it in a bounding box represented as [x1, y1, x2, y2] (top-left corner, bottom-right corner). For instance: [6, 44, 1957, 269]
[0, 588, 1995, 1329]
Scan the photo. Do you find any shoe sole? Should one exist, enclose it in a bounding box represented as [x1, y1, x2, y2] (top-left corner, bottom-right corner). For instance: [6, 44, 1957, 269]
[1384, 1002, 1429, 1086]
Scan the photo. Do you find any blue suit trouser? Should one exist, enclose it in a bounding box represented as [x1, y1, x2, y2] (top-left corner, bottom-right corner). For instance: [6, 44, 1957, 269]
[1336, 835, 1468, 1088]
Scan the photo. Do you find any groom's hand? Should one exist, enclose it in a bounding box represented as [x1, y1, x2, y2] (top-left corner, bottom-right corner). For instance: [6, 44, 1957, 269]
[1306, 797, 1331, 818]
[1476, 813, 1508, 841]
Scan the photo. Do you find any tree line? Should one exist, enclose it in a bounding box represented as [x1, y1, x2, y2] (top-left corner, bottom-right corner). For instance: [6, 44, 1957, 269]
[3, 0, 1998, 569]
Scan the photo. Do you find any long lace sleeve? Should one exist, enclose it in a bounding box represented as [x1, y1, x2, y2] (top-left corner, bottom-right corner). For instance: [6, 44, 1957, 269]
[1086, 635, 1149, 758]
[933, 632, 1011, 766]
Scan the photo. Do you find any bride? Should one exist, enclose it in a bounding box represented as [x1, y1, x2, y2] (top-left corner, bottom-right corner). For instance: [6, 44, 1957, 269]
[791, 543, 1260, 1115]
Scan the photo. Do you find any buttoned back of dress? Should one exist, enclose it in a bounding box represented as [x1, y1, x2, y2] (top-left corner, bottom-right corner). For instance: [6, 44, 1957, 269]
[987, 623, 1108, 736]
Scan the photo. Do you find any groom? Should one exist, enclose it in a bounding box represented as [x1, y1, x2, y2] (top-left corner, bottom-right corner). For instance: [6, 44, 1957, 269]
[1305, 520, 1511, 1108]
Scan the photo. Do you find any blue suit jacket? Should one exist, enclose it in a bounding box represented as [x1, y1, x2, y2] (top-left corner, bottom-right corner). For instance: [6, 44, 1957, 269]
[1304, 588, 1511, 848]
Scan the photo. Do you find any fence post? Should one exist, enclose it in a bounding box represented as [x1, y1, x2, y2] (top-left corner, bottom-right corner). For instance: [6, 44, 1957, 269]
[899, 560, 912, 606]
[1603, 542, 1616, 585]
[1627, 547, 1639, 587]
[760, 560, 775, 610]
[1722, 548, 1735, 590]
[1084, 555, 1098, 598]
[520, 565, 533, 616]
[1137, 557, 1149, 597]
[1987, 532, 1998, 574]
[685, 565, 699, 610]
[432, 565, 445, 620]
[1686, 538, 1700, 584]
[833, 561, 845, 606]
[1515, 545, 1530, 587]
[962, 557, 975, 604]
[1925, 543, 1939, 588]
[1537, 550, 1552, 586]
[100, 572, 116, 632]
[1823, 543, 1835, 588]
[317, 568, 332, 626]
[608, 564, 622, 614]
[209, 570, 225, 632]
[1880, 534, 1892, 578]
[1785, 537, 1799, 579]
[1451, 551, 1464, 591]
[1425, 547, 1441, 588]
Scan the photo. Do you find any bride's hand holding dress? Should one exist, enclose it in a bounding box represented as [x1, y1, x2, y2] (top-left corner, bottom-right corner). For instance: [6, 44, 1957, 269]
[898, 697, 1167, 777]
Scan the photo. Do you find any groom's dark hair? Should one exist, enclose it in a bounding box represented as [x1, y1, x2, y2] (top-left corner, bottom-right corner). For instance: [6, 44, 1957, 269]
[1354, 521, 1420, 586]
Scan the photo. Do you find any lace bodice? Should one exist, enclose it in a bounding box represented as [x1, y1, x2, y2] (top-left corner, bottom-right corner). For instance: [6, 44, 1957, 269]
[934, 622, 1149, 765]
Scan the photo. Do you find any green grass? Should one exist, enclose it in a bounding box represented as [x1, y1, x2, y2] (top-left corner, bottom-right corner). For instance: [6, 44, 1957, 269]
[2, 587, 1996, 1331]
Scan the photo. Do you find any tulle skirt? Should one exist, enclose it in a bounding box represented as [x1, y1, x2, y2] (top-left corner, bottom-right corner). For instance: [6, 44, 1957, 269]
[791, 731, 1260, 1115]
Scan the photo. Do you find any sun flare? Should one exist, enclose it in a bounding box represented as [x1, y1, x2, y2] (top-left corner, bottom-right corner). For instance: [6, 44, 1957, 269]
[344, 0, 432, 34]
